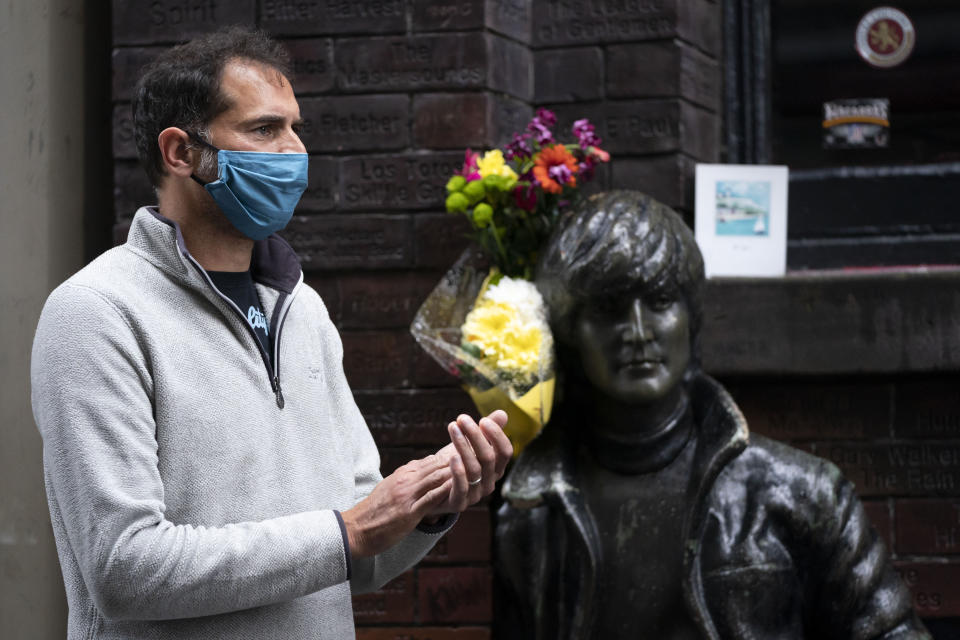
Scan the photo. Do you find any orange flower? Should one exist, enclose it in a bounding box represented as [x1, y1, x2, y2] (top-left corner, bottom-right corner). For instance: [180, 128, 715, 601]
[533, 145, 579, 194]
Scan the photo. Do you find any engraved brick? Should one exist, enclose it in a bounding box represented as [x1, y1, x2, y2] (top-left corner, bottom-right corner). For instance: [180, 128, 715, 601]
[260, 0, 407, 36]
[336, 271, 440, 329]
[895, 377, 960, 439]
[284, 38, 335, 94]
[112, 104, 136, 160]
[531, 0, 719, 52]
[299, 95, 409, 152]
[414, 344, 463, 388]
[336, 34, 487, 93]
[112, 0, 256, 45]
[423, 508, 491, 563]
[413, 0, 485, 31]
[485, 0, 532, 43]
[821, 443, 960, 497]
[112, 46, 165, 101]
[894, 562, 960, 617]
[341, 330, 413, 390]
[610, 154, 692, 211]
[352, 571, 415, 624]
[607, 41, 720, 111]
[534, 47, 603, 103]
[896, 499, 960, 555]
[730, 381, 890, 442]
[354, 388, 474, 446]
[413, 93, 531, 150]
[281, 214, 412, 270]
[301, 157, 338, 212]
[487, 33, 533, 101]
[356, 627, 490, 640]
[340, 153, 462, 211]
[414, 214, 472, 269]
[418, 566, 493, 623]
[114, 161, 156, 220]
[861, 500, 893, 551]
[303, 273, 341, 325]
[551, 100, 719, 160]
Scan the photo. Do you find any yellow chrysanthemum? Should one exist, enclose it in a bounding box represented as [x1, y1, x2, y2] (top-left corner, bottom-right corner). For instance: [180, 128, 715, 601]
[476, 149, 518, 180]
[462, 300, 544, 378]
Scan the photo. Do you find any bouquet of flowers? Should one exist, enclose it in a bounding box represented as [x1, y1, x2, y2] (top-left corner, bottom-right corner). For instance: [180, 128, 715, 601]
[411, 109, 609, 454]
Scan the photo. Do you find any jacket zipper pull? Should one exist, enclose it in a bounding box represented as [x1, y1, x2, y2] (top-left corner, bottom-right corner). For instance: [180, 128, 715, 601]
[274, 377, 285, 409]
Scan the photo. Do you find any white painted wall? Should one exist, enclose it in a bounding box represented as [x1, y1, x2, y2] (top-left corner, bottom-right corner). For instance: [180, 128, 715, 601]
[1, 1, 86, 636]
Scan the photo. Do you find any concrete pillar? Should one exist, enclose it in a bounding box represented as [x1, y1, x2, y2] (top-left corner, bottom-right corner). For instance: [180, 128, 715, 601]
[1, 1, 86, 636]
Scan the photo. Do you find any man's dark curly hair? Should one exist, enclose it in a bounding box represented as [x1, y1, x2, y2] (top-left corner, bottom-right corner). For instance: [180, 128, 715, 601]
[132, 26, 291, 187]
[536, 190, 705, 365]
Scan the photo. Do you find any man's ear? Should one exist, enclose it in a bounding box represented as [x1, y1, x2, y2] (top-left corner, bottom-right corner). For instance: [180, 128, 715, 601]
[157, 127, 197, 179]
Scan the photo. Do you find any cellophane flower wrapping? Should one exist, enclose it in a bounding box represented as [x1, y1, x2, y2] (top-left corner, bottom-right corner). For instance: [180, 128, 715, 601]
[410, 249, 554, 455]
[411, 109, 608, 454]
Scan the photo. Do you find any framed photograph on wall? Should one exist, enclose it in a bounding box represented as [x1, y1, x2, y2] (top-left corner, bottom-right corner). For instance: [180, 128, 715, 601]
[694, 164, 789, 278]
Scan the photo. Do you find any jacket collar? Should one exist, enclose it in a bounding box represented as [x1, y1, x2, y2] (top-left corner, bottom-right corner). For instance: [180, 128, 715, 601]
[501, 372, 749, 640]
[126, 207, 302, 294]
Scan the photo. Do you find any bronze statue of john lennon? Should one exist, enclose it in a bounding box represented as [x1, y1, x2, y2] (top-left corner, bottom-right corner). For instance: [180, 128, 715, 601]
[495, 191, 929, 639]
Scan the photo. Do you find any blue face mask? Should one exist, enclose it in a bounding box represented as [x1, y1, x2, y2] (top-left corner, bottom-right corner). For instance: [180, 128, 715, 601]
[189, 134, 308, 241]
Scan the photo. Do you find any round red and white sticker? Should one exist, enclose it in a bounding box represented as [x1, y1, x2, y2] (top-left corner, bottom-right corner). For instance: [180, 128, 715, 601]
[856, 7, 916, 68]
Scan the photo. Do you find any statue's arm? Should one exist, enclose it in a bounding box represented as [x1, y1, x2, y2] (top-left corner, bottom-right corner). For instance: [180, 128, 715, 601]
[495, 502, 548, 640]
[806, 461, 931, 640]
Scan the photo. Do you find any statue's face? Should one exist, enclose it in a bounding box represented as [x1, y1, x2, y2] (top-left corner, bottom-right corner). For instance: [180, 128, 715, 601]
[573, 290, 691, 405]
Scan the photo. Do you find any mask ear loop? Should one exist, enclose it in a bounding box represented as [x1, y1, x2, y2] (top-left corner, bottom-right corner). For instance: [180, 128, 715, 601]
[184, 130, 219, 186]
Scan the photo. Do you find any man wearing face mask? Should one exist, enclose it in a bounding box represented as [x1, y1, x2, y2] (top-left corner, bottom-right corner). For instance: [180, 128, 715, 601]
[30, 27, 512, 639]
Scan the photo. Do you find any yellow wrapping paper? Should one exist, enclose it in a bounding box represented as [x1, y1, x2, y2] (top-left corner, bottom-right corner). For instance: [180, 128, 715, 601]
[466, 377, 555, 456]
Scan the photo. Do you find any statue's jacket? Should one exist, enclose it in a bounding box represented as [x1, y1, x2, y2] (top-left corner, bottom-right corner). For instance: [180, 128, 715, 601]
[496, 374, 930, 639]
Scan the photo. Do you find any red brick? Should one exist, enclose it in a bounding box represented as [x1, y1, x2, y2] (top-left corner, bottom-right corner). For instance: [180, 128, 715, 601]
[894, 562, 960, 617]
[534, 47, 603, 103]
[284, 38, 334, 94]
[301, 157, 338, 212]
[379, 446, 438, 476]
[486, 0, 532, 43]
[341, 330, 414, 390]
[896, 499, 960, 555]
[336, 34, 487, 93]
[610, 155, 693, 212]
[111, 46, 164, 101]
[413, 214, 472, 269]
[282, 214, 412, 270]
[354, 388, 474, 447]
[895, 377, 960, 438]
[820, 443, 960, 497]
[413, 345, 463, 388]
[729, 381, 890, 442]
[356, 627, 490, 640]
[302, 273, 341, 326]
[299, 95, 409, 153]
[486, 34, 533, 101]
[259, 0, 406, 36]
[336, 271, 439, 329]
[861, 500, 893, 551]
[352, 571, 415, 624]
[423, 508, 491, 564]
[413, 93, 531, 150]
[340, 154, 463, 212]
[412, 0, 485, 31]
[418, 567, 492, 623]
[114, 161, 155, 220]
[112, 104, 136, 160]
[607, 41, 719, 111]
[112, 0, 255, 45]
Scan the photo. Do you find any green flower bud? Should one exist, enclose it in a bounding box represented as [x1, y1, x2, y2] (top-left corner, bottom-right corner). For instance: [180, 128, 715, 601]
[445, 175, 466, 193]
[463, 179, 486, 204]
[472, 203, 494, 228]
[445, 192, 470, 213]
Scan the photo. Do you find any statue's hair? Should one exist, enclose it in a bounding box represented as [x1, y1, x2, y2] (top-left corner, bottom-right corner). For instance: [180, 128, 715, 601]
[535, 190, 705, 363]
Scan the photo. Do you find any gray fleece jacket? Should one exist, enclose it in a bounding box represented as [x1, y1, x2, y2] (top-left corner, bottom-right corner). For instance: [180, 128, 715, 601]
[31, 207, 451, 639]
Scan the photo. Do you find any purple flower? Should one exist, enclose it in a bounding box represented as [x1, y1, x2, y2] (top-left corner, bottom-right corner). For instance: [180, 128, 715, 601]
[513, 183, 537, 211]
[505, 132, 533, 160]
[572, 118, 602, 149]
[536, 108, 557, 128]
[548, 163, 574, 186]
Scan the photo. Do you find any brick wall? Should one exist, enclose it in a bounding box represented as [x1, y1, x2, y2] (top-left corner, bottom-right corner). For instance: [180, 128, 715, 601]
[109, 1, 960, 638]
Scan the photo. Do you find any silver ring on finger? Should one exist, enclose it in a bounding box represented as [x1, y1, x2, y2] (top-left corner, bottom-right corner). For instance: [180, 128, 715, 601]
[468, 477, 482, 486]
